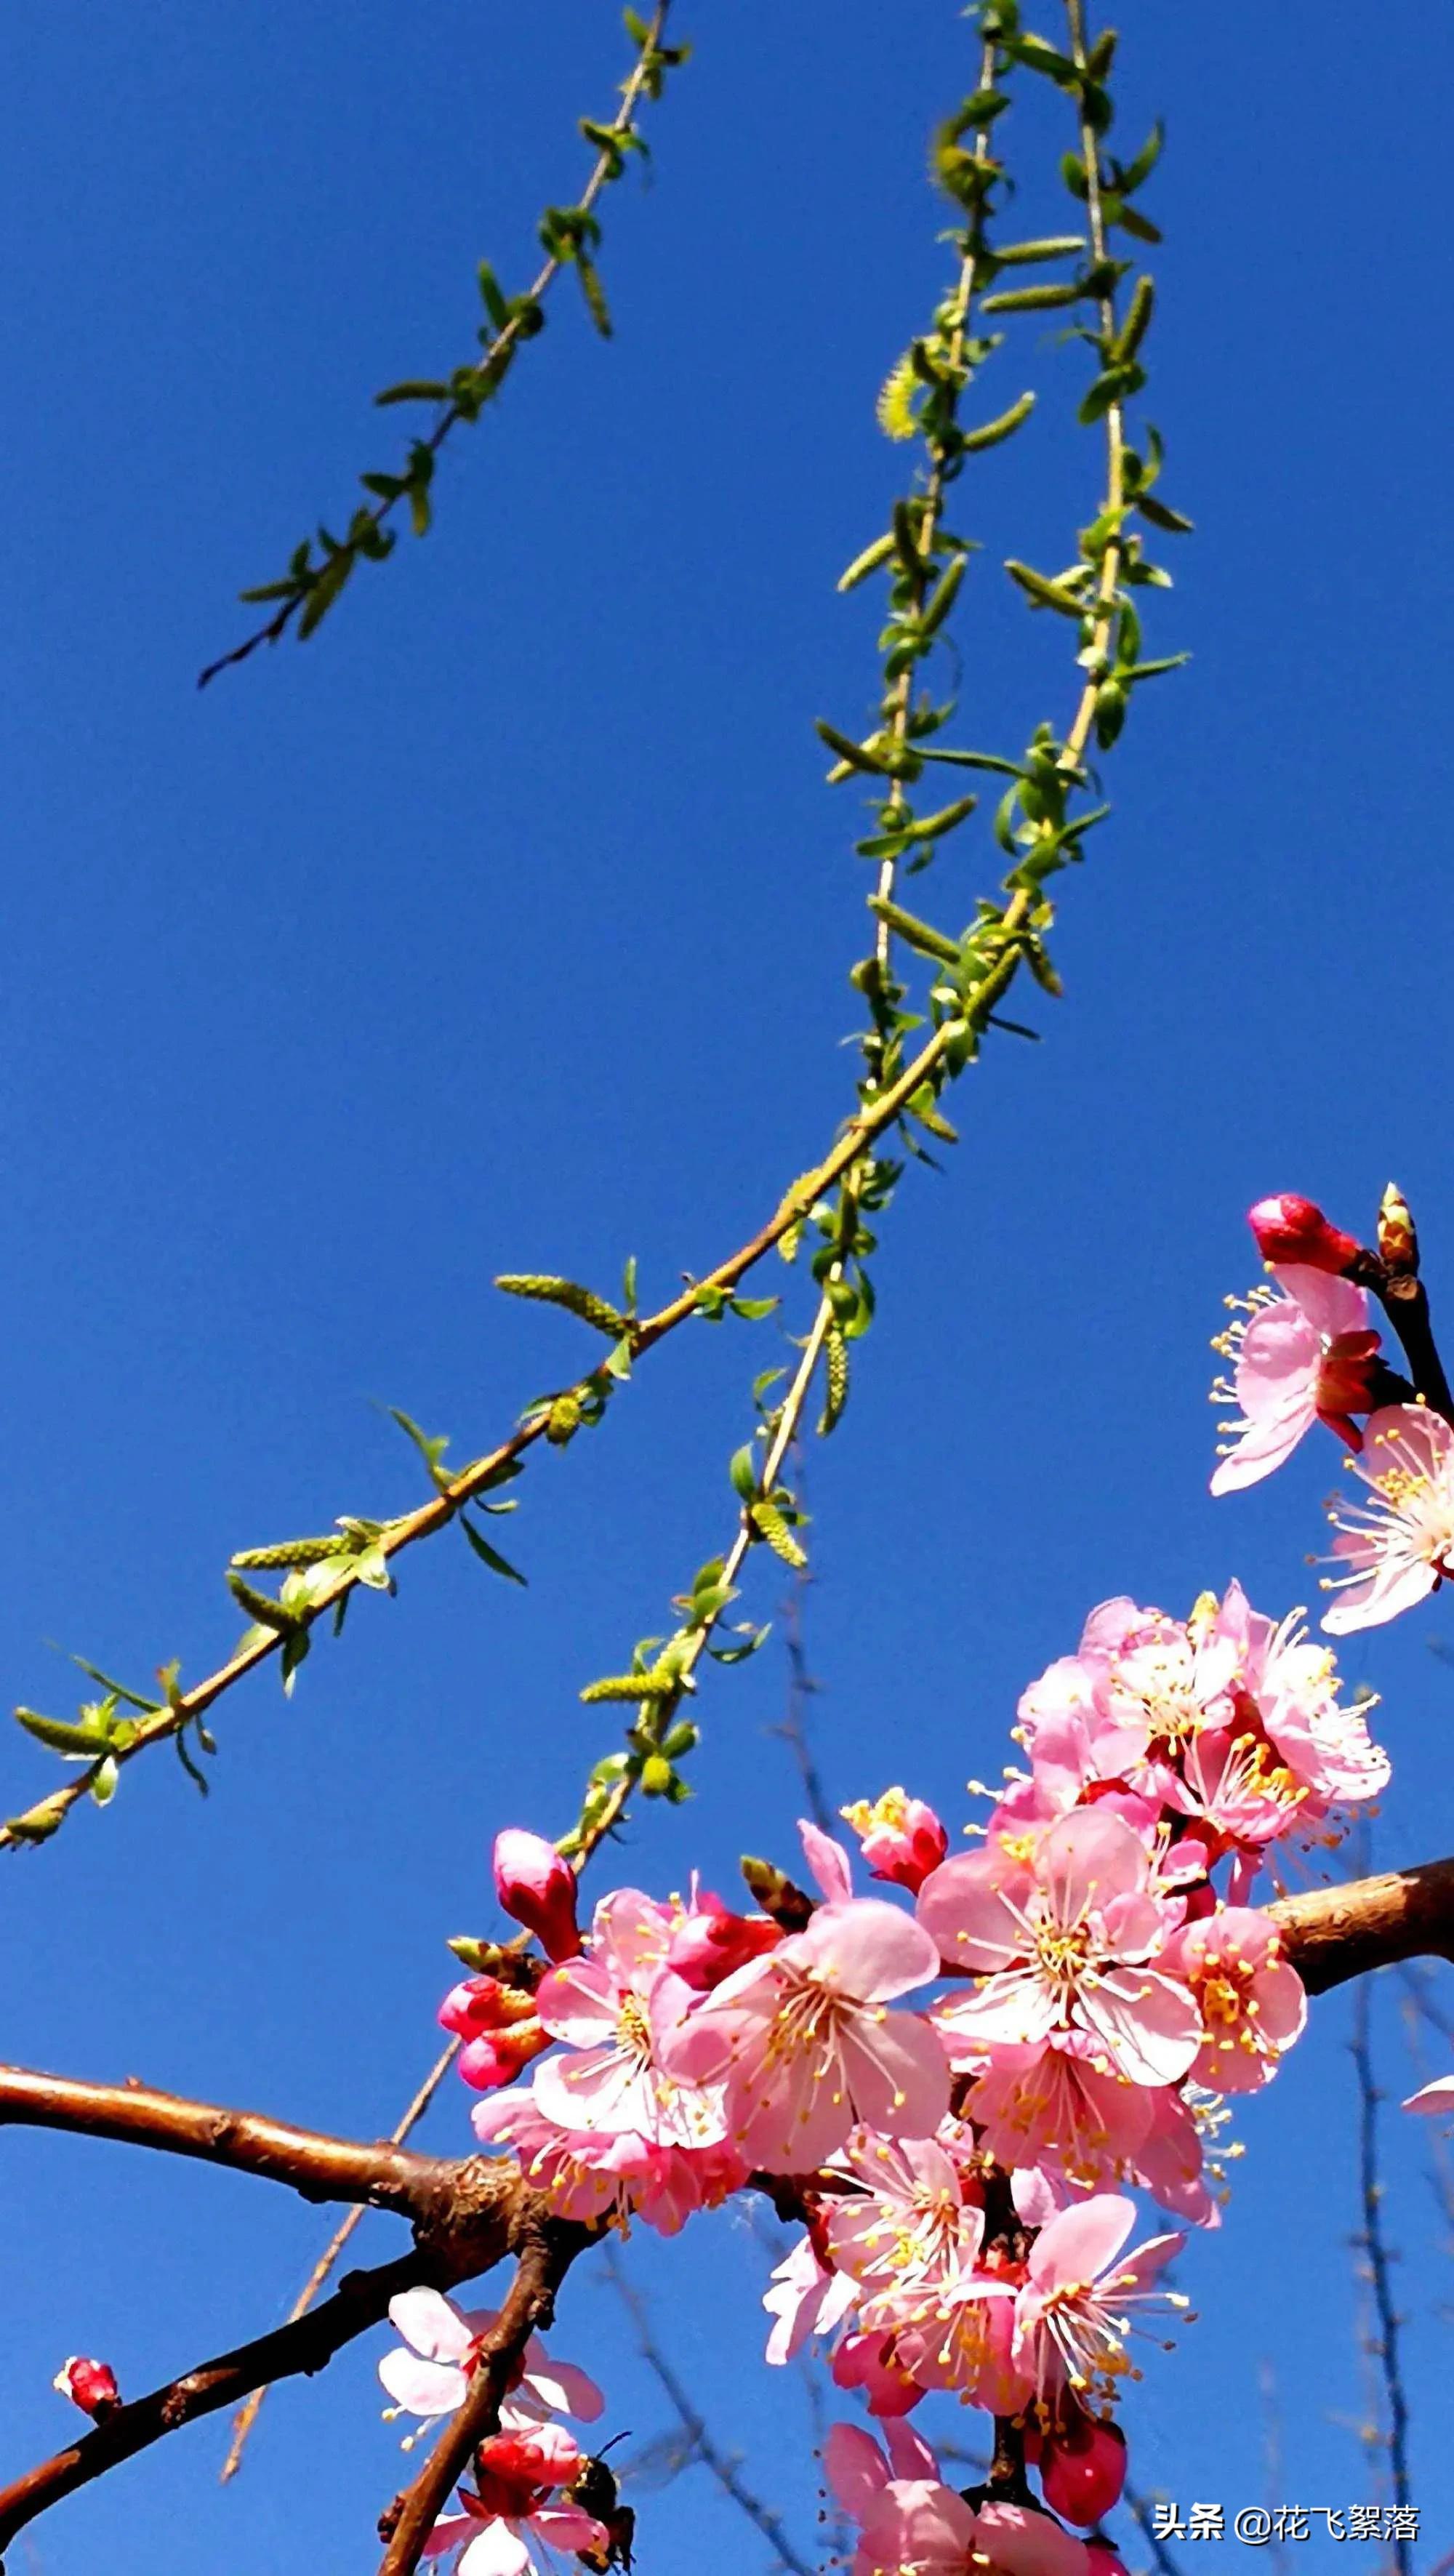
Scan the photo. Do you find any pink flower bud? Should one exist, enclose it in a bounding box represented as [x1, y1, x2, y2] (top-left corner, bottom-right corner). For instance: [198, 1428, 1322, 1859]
[840, 1788, 948, 1894]
[492, 1829, 582, 1961]
[1248, 1194, 1361, 1275]
[1086, 2545, 1132, 2576]
[667, 1892, 782, 1990]
[457, 2018, 550, 2092]
[1040, 2415, 1127, 2526]
[54, 2356, 120, 2417]
[478, 2423, 583, 2491]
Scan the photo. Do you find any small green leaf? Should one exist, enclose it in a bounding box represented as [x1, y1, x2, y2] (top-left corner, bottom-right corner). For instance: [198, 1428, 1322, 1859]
[460, 1517, 528, 1585]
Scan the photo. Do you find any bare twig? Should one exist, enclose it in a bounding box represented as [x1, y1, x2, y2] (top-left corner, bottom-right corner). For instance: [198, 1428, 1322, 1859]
[220, 2035, 462, 2481]
[0, 2249, 434, 2553]
[377, 2223, 584, 2576]
[771, 1453, 833, 1835]
[603, 2244, 816, 2576]
[1349, 1977, 1414, 2576]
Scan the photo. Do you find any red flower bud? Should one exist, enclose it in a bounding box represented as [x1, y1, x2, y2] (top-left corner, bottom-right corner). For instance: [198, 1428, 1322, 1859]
[1040, 2415, 1127, 2526]
[477, 2424, 583, 2491]
[492, 1829, 582, 1961]
[1247, 1194, 1361, 1275]
[457, 2019, 549, 2091]
[54, 2356, 120, 2417]
[667, 1893, 782, 1991]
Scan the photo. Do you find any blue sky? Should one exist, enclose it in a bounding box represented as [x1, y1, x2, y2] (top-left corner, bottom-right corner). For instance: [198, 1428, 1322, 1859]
[4, 1, 1454, 2567]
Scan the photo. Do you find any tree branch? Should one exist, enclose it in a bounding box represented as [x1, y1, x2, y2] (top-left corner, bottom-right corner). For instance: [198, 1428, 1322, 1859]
[1269, 1857, 1454, 1995]
[0, 2248, 435, 2555]
[0, 2065, 451, 2220]
[377, 2220, 586, 2576]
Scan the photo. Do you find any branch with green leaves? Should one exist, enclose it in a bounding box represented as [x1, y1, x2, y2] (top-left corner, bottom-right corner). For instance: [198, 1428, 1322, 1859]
[198, 4, 686, 687]
[547, 0, 1189, 1858]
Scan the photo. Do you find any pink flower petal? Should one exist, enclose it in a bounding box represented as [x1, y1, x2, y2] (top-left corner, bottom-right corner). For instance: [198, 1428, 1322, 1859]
[1028, 2194, 1136, 2292]
[790, 1898, 939, 2002]
[1404, 2073, 1454, 2116]
[972, 2499, 1090, 2576]
[1274, 1262, 1369, 1341]
[917, 1853, 1029, 1971]
[1074, 1965, 1202, 2087]
[824, 2422, 891, 2518]
[387, 2287, 473, 2367]
[835, 2008, 951, 2139]
[534, 1958, 620, 2049]
[800, 1818, 854, 1903]
[457, 2526, 531, 2576]
[378, 2352, 466, 2416]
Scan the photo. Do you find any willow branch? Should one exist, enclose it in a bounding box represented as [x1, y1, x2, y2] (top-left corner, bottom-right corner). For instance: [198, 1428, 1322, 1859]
[377, 2223, 583, 2576]
[198, 3, 678, 686]
[0, 2248, 433, 2555]
[220, 2034, 462, 2482]
[2, 998, 992, 1859]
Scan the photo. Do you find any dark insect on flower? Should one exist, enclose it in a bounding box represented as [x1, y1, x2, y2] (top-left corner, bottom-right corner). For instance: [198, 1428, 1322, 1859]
[570, 2446, 636, 2572]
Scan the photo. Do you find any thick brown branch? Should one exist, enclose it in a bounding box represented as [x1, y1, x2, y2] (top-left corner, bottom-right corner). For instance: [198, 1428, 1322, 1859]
[1269, 1856, 1454, 1995]
[377, 2220, 587, 2576]
[0, 2064, 450, 2220]
[0, 2249, 434, 2555]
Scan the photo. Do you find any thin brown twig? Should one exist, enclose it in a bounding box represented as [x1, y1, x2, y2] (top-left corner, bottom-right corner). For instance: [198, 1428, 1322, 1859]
[198, 4, 676, 687]
[0, 2248, 436, 2554]
[377, 2223, 584, 2576]
[602, 2244, 816, 2576]
[1349, 1975, 1414, 2576]
[220, 2035, 462, 2481]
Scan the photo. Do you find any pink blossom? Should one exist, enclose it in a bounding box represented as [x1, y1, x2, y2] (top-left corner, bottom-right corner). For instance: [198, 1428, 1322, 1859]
[822, 2132, 1029, 2412]
[662, 1898, 947, 2171]
[1240, 1604, 1389, 1808]
[1130, 2087, 1218, 2229]
[830, 2326, 924, 2415]
[1246, 1194, 1361, 1273]
[1013, 2196, 1184, 2406]
[920, 1810, 1202, 2089]
[1404, 2074, 1454, 2118]
[378, 2287, 603, 2444]
[762, 2229, 858, 2364]
[826, 2425, 1088, 2576]
[1322, 1404, 1454, 1632]
[53, 2356, 119, 2416]
[423, 2425, 606, 2576]
[1210, 1267, 1380, 1495]
[841, 1789, 949, 1893]
[529, 1890, 729, 2152]
[472, 2082, 744, 2236]
[492, 1830, 581, 1962]
[1161, 1911, 1305, 2094]
[962, 2040, 1156, 2189]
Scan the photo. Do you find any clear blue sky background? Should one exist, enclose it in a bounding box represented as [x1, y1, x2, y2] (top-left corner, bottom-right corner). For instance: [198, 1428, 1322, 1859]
[4, 3, 1454, 2569]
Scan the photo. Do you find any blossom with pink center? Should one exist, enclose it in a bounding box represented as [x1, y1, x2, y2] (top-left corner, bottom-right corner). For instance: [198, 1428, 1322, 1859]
[1321, 1404, 1454, 1633]
[661, 1898, 947, 2171]
[492, 1831, 582, 1963]
[378, 2287, 603, 2445]
[1161, 1910, 1305, 2094]
[826, 2423, 1089, 2576]
[821, 2131, 1029, 2412]
[960, 2039, 1156, 2188]
[1210, 1267, 1381, 1495]
[472, 2082, 744, 2236]
[840, 1789, 949, 1893]
[762, 2229, 859, 2364]
[1228, 1592, 1390, 1810]
[1404, 2074, 1454, 2119]
[920, 1810, 1202, 2089]
[422, 2425, 606, 2576]
[529, 1889, 728, 2152]
[1013, 2196, 1184, 2407]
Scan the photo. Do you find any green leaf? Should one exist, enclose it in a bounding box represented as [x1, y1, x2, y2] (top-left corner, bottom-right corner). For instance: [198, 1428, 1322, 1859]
[814, 719, 893, 776]
[90, 1755, 121, 1807]
[460, 1517, 528, 1585]
[387, 1406, 452, 1482]
[15, 1707, 114, 1757]
[65, 1656, 161, 1714]
[477, 261, 511, 330]
[729, 1444, 759, 1503]
[962, 390, 1037, 454]
[1005, 560, 1088, 618]
[837, 532, 896, 593]
[374, 380, 451, 406]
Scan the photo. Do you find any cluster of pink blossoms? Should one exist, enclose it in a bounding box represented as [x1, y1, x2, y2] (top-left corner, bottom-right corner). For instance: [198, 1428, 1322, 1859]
[418, 1577, 1388, 2576]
